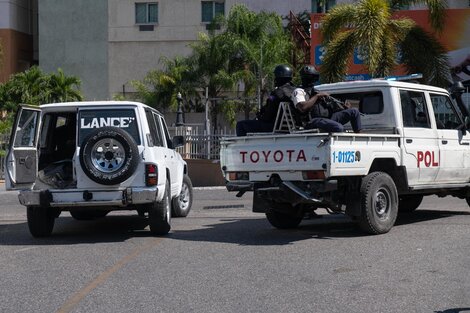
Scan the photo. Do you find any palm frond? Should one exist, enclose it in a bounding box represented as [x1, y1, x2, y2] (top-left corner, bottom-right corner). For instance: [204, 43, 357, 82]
[400, 26, 450, 87]
[394, 0, 447, 31]
[355, 0, 391, 72]
[321, 4, 358, 43]
[320, 31, 357, 83]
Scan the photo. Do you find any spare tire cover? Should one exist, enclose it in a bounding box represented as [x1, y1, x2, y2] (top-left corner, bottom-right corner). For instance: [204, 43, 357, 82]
[79, 126, 139, 185]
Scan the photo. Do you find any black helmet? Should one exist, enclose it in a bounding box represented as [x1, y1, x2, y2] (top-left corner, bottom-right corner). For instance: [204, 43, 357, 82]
[300, 65, 320, 86]
[300, 65, 320, 79]
[274, 65, 293, 79]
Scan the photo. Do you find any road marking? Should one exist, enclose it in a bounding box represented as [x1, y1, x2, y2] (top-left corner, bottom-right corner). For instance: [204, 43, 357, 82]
[203, 204, 245, 209]
[56, 238, 163, 313]
[15, 247, 38, 253]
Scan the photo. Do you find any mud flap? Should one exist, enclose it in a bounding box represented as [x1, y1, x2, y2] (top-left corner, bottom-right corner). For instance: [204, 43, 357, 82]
[252, 188, 272, 213]
[345, 192, 361, 217]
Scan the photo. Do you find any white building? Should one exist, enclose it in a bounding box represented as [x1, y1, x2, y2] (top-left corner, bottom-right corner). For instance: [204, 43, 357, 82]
[0, 0, 37, 82]
[37, 0, 470, 100]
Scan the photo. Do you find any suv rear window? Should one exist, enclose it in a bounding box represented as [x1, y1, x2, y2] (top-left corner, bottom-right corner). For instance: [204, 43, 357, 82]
[78, 109, 140, 146]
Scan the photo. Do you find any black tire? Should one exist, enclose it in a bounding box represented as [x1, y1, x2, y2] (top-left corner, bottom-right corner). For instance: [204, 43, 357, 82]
[398, 195, 423, 213]
[171, 174, 193, 217]
[358, 172, 398, 235]
[27, 206, 55, 237]
[79, 127, 139, 185]
[148, 179, 171, 235]
[70, 210, 110, 220]
[266, 208, 302, 229]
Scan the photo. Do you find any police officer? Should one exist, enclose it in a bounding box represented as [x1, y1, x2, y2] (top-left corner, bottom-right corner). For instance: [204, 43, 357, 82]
[292, 65, 362, 133]
[236, 64, 296, 136]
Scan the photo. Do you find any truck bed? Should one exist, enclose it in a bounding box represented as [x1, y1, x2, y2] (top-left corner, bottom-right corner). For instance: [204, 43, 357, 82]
[220, 131, 401, 182]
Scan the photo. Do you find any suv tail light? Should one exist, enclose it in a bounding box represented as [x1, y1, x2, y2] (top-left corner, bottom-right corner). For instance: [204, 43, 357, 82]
[145, 163, 158, 186]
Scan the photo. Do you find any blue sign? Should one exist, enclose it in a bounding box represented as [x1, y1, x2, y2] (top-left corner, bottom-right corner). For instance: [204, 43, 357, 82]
[314, 45, 325, 65]
[353, 47, 365, 64]
[344, 74, 371, 81]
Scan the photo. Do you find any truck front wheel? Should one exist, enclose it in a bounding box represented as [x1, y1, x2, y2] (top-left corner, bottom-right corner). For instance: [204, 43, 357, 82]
[358, 172, 398, 235]
[266, 208, 302, 229]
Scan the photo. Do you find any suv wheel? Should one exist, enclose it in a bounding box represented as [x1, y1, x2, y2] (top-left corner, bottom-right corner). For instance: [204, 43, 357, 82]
[79, 127, 139, 185]
[148, 179, 171, 235]
[171, 174, 193, 217]
[27, 206, 55, 237]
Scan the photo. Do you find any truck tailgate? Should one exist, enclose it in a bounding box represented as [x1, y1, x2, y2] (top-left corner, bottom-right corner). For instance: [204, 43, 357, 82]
[220, 133, 329, 181]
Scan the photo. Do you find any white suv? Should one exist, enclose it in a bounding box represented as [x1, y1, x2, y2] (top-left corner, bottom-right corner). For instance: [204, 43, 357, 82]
[5, 101, 193, 237]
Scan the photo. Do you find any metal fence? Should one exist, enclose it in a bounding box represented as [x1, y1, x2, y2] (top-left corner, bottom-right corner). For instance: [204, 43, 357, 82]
[170, 126, 235, 160]
[0, 126, 234, 180]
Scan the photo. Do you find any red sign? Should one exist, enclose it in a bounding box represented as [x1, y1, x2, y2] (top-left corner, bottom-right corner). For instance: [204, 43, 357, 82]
[311, 9, 470, 82]
[239, 149, 307, 163]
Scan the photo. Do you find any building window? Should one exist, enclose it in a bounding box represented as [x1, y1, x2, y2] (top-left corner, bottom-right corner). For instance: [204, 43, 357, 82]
[312, 0, 335, 13]
[136, 2, 158, 24]
[201, 1, 225, 23]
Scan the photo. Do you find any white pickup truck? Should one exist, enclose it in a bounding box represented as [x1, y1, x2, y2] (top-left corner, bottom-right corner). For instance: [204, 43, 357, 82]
[220, 80, 470, 234]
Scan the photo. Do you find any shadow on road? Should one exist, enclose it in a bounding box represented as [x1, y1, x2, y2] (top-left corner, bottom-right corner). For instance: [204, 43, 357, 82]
[169, 209, 470, 246]
[1, 209, 468, 246]
[169, 215, 364, 246]
[0, 215, 151, 246]
[435, 308, 470, 313]
[396, 209, 470, 226]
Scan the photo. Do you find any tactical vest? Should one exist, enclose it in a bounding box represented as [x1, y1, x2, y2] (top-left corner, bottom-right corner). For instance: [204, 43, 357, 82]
[257, 83, 296, 123]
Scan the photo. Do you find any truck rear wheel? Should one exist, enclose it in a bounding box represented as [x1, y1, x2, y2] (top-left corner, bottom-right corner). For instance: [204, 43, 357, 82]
[266, 209, 302, 229]
[27, 206, 55, 237]
[358, 172, 398, 235]
[398, 195, 423, 213]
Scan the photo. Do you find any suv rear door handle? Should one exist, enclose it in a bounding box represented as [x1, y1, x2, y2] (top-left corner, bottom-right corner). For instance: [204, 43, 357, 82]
[406, 139, 412, 143]
[442, 140, 448, 144]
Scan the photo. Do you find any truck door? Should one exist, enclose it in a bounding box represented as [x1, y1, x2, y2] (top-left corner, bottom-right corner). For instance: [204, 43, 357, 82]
[5, 106, 41, 190]
[400, 90, 440, 185]
[429, 93, 470, 183]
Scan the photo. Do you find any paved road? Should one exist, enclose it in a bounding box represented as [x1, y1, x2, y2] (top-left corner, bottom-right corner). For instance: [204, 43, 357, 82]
[1, 185, 470, 313]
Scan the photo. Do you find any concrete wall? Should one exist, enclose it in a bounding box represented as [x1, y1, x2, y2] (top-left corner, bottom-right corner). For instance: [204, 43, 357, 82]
[0, 29, 33, 82]
[186, 159, 225, 187]
[239, 0, 310, 15]
[38, 0, 109, 100]
[107, 0, 223, 98]
[0, 0, 34, 82]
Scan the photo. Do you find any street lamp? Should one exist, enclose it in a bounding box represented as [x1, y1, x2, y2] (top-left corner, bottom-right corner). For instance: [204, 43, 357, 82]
[175, 92, 184, 126]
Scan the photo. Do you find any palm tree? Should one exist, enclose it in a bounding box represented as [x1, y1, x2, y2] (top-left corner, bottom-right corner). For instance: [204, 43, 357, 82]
[320, 0, 450, 87]
[47, 68, 83, 103]
[7, 66, 48, 105]
[132, 56, 198, 112]
[188, 30, 239, 129]
[223, 4, 292, 117]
